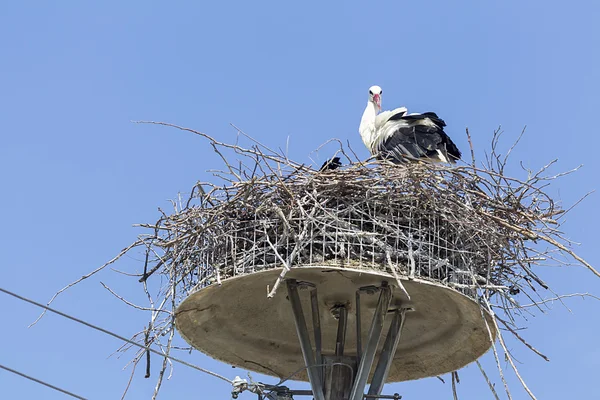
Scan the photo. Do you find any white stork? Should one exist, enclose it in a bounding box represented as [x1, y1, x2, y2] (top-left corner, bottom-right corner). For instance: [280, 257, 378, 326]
[359, 85, 461, 163]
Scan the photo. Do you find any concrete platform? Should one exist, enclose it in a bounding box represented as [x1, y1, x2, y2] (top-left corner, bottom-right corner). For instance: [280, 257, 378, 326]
[175, 266, 495, 382]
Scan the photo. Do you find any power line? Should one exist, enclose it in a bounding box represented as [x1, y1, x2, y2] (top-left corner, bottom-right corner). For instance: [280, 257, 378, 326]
[0, 363, 88, 400]
[0, 287, 232, 384]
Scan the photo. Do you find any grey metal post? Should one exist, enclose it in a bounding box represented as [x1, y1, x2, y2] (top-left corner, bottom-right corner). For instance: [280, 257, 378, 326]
[335, 305, 348, 356]
[310, 288, 323, 383]
[348, 282, 392, 400]
[286, 280, 325, 400]
[367, 309, 406, 397]
[328, 305, 349, 400]
[355, 290, 362, 363]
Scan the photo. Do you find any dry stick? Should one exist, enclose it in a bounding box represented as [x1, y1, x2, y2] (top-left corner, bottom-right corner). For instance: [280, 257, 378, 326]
[214, 260, 222, 285]
[211, 142, 242, 181]
[465, 127, 477, 169]
[309, 138, 343, 167]
[120, 355, 142, 400]
[264, 234, 292, 288]
[30, 240, 143, 327]
[501, 126, 527, 169]
[449, 282, 508, 290]
[151, 273, 177, 400]
[100, 282, 172, 314]
[142, 241, 152, 282]
[385, 251, 411, 300]
[515, 293, 600, 309]
[495, 315, 549, 361]
[543, 285, 574, 315]
[144, 322, 151, 378]
[557, 190, 595, 221]
[230, 123, 287, 161]
[492, 316, 537, 399]
[136, 120, 302, 168]
[139, 255, 165, 283]
[476, 360, 501, 400]
[482, 210, 599, 278]
[459, 164, 553, 194]
[482, 293, 537, 399]
[266, 206, 315, 298]
[407, 234, 416, 279]
[480, 306, 512, 400]
[451, 371, 459, 400]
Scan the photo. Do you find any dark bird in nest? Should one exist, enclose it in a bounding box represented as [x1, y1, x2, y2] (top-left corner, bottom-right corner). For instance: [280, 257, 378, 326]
[359, 85, 461, 164]
[319, 156, 342, 171]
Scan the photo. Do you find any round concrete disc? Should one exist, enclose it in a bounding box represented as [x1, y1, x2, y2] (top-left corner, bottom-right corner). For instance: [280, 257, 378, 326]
[175, 267, 495, 382]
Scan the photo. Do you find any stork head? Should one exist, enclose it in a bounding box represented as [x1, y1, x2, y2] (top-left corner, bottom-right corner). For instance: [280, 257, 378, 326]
[368, 85, 382, 110]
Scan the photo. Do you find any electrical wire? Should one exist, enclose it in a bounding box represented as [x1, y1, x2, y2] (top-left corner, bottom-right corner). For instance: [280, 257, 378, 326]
[0, 363, 88, 399]
[0, 286, 232, 384]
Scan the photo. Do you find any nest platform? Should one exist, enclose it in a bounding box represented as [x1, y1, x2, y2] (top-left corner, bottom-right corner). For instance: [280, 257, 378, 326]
[176, 266, 495, 382]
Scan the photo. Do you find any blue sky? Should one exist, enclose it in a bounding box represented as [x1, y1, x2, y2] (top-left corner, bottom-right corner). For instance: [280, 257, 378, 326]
[1, 1, 599, 399]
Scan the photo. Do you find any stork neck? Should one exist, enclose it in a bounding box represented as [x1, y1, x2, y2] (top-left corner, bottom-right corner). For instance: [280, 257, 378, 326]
[359, 101, 378, 153]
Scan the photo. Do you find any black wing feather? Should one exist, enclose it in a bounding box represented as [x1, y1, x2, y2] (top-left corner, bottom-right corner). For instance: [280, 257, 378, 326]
[378, 112, 461, 163]
[319, 157, 342, 171]
[390, 111, 446, 127]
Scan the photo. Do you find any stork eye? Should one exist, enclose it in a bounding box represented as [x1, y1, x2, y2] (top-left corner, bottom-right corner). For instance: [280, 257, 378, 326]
[380, 90, 383, 94]
[369, 90, 373, 95]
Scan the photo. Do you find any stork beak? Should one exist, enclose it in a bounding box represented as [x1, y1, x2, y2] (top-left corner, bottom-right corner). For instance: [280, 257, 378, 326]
[373, 94, 381, 108]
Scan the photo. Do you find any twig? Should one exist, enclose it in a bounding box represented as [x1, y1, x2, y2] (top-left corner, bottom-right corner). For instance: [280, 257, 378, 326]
[30, 241, 142, 327]
[476, 360, 500, 400]
[144, 322, 151, 378]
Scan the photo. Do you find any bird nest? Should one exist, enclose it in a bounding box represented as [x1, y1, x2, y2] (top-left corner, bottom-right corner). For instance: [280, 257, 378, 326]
[45, 122, 596, 399]
[159, 153, 541, 300]
[132, 125, 593, 306]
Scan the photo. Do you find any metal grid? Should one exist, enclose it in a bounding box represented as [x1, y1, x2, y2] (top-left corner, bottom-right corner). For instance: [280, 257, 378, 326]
[177, 167, 508, 300]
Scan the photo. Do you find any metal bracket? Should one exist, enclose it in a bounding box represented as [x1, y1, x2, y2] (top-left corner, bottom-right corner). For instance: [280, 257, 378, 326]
[284, 279, 404, 400]
[358, 285, 380, 295]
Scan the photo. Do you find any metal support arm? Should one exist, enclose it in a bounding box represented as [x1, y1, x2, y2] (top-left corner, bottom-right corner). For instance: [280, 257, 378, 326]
[368, 309, 406, 396]
[286, 280, 326, 400]
[349, 282, 392, 400]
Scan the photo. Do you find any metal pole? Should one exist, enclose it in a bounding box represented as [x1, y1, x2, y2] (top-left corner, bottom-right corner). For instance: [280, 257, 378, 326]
[335, 305, 348, 356]
[367, 309, 406, 397]
[349, 282, 392, 400]
[286, 280, 325, 400]
[310, 288, 323, 383]
[330, 305, 349, 400]
[355, 291, 362, 363]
